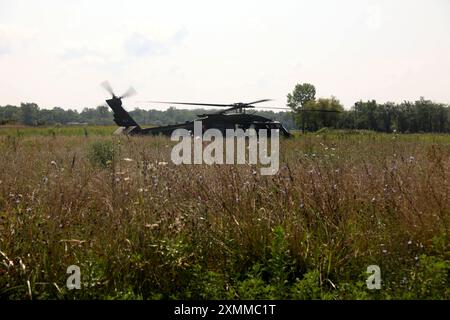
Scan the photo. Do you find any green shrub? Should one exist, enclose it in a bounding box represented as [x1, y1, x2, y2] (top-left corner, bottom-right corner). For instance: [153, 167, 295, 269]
[290, 270, 322, 299]
[402, 255, 449, 299]
[236, 265, 278, 299]
[88, 141, 115, 168]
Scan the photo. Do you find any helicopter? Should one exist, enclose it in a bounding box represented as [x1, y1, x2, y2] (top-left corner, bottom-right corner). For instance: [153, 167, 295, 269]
[101, 81, 293, 137]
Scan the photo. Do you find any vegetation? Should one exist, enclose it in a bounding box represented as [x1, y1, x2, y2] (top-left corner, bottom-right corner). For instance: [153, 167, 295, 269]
[299, 97, 345, 132]
[0, 104, 297, 130]
[287, 83, 317, 112]
[0, 125, 116, 137]
[286, 83, 450, 133]
[2, 84, 449, 134]
[0, 128, 448, 299]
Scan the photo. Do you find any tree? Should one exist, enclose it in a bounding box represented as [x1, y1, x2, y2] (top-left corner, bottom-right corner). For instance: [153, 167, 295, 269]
[287, 83, 316, 132]
[0, 105, 20, 124]
[299, 97, 344, 131]
[379, 103, 394, 133]
[96, 105, 113, 125]
[287, 83, 316, 112]
[20, 103, 39, 126]
[353, 100, 379, 131]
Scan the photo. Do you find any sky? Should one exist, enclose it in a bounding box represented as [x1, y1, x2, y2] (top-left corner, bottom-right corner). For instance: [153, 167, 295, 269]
[0, 0, 449, 111]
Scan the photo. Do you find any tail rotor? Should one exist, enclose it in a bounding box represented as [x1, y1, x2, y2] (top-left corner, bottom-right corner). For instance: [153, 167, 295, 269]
[101, 81, 137, 100]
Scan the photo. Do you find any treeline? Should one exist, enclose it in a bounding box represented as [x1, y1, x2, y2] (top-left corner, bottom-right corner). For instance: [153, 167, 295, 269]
[308, 97, 449, 133]
[287, 83, 450, 133]
[1, 98, 449, 133]
[0, 103, 297, 129]
[348, 98, 449, 133]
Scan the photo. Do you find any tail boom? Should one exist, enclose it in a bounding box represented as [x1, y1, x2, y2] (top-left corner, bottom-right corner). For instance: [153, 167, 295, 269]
[106, 97, 141, 129]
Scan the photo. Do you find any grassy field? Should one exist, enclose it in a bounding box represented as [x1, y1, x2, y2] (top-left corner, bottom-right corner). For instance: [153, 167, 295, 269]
[0, 126, 449, 299]
[0, 124, 117, 137]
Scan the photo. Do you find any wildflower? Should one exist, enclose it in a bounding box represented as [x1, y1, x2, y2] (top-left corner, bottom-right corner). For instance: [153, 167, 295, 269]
[19, 259, 26, 272]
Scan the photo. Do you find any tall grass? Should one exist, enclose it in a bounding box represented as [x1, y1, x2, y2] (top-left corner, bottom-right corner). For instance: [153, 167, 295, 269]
[0, 131, 448, 299]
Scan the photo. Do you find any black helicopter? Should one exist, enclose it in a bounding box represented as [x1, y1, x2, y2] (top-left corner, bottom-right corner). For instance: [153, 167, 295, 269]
[101, 81, 292, 137]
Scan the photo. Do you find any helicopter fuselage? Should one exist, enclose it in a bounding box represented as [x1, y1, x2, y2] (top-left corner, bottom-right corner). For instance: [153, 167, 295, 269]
[126, 113, 291, 137]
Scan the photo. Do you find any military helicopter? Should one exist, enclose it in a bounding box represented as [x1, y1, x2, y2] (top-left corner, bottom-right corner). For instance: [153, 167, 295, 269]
[101, 81, 293, 137]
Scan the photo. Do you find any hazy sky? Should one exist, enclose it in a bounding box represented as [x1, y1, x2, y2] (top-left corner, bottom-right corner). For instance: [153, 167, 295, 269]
[0, 0, 449, 111]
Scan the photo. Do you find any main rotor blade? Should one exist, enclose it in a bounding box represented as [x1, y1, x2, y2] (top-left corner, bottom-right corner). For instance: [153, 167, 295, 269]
[252, 106, 292, 110]
[120, 86, 137, 99]
[300, 109, 342, 113]
[100, 81, 115, 97]
[140, 101, 233, 107]
[253, 106, 342, 112]
[245, 99, 272, 105]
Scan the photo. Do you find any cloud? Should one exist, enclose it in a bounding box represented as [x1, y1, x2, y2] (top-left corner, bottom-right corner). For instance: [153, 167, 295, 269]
[124, 28, 188, 57]
[0, 29, 11, 55]
[124, 33, 167, 56]
[0, 43, 10, 55]
[0, 24, 38, 55]
[58, 44, 119, 65]
[60, 47, 94, 60]
[171, 27, 188, 44]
